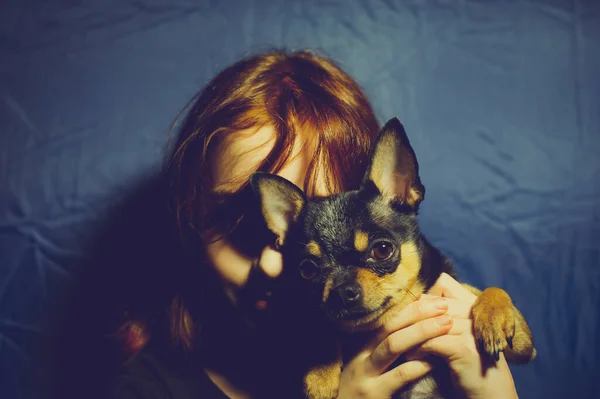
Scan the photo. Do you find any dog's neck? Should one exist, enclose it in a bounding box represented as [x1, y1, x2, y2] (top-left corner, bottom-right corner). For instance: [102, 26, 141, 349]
[416, 234, 457, 291]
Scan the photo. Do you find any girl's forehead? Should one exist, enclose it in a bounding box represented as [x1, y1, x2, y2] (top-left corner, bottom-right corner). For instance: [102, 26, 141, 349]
[210, 125, 331, 196]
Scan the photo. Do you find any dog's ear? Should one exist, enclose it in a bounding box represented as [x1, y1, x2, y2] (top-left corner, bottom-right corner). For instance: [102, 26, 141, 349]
[363, 117, 425, 209]
[249, 172, 306, 247]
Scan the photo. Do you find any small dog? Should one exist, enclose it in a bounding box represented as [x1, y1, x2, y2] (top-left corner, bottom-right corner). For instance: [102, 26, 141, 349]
[250, 117, 536, 399]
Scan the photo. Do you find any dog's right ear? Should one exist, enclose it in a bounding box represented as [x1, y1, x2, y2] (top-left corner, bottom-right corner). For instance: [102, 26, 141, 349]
[249, 172, 306, 247]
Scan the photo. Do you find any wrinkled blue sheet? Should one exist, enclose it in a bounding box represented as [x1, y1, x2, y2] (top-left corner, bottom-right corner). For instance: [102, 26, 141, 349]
[1, 1, 599, 398]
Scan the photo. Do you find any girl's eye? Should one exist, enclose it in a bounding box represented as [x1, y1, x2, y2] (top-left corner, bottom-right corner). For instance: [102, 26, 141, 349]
[371, 241, 394, 261]
[298, 260, 320, 280]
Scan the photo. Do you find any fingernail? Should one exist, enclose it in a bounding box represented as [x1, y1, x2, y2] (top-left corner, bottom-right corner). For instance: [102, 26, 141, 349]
[433, 298, 448, 310]
[435, 314, 452, 326]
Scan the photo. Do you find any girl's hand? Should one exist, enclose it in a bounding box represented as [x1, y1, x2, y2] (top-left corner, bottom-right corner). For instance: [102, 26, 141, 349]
[337, 296, 452, 398]
[336, 273, 519, 399]
[407, 273, 519, 399]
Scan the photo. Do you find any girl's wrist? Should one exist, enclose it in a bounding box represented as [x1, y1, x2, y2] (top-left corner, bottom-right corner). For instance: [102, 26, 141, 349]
[474, 359, 518, 399]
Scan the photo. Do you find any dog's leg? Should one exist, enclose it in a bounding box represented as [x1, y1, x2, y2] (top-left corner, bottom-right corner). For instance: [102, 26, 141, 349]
[462, 284, 536, 364]
[303, 341, 343, 399]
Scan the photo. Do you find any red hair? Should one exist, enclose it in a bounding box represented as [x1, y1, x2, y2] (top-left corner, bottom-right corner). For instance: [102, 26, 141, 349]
[121, 49, 381, 354]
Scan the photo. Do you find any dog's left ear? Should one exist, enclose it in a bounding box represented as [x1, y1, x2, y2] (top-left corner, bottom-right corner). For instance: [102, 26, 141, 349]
[249, 172, 306, 247]
[363, 117, 425, 209]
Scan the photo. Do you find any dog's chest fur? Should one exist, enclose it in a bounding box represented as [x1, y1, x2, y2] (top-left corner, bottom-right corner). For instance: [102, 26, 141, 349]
[398, 375, 445, 399]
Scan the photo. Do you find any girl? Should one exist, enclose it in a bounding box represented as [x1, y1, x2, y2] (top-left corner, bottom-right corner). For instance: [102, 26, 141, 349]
[109, 50, 519, 399]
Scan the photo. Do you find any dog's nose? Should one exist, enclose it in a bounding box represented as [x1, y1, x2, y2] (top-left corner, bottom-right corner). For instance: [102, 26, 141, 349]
[335, 284, 362, 306]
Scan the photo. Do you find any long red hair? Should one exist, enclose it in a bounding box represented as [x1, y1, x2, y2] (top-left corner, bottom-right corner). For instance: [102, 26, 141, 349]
[121, 49, 381, 354]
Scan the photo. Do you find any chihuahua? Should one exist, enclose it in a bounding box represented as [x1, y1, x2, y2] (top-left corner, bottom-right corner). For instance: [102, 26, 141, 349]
[249, 117, 536, 399]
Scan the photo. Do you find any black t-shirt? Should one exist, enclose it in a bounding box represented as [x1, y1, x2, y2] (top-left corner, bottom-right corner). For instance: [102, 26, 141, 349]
[108, 349, 229, 399]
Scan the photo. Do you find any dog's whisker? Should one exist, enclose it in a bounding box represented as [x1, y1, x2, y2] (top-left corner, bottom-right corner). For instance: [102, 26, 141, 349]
[402, 286, 417, 301]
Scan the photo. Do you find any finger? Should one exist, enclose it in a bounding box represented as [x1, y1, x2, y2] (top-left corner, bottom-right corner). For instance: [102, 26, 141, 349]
[376, 360, 434, 397]
[404, 319, 472, 361]
[427, 272, 477, 303]
[411, 334, 510, 368]
[408, 333, 483, 367]
[367, 314, 453, 374]
[369, 298, 449, 350]
[408, 335, 463, 362]
[419, 294, 473, 318]
[448, 318, 472, 336]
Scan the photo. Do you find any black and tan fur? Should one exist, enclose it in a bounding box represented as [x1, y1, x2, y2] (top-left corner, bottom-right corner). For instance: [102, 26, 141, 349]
[250, 117, 536, 399]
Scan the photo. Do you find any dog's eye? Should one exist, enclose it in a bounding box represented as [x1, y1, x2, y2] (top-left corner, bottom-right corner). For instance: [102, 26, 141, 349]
[298, 260, 320, 280]
[371, 241, 394, 261]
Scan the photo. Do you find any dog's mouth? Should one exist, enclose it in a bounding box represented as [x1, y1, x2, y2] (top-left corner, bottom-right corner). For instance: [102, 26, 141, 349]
[328, 296, 393, 324]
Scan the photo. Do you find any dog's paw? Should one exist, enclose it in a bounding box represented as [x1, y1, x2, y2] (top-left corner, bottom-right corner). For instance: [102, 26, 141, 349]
[304, 363, 341, 399]
[471, 287, 516, 362]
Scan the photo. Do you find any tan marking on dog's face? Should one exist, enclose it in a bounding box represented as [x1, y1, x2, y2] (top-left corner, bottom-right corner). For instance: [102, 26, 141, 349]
[322, 278, 334, 304]
[376, 279, 425, 330]
[355, 268, 380, 308]
[306, 241, 322, 258]
[354, 231, 369, 252]
[339, 241, 425, 332]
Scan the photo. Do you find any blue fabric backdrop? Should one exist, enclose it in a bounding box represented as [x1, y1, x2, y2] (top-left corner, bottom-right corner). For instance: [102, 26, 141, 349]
[1, 1, 599, 398]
